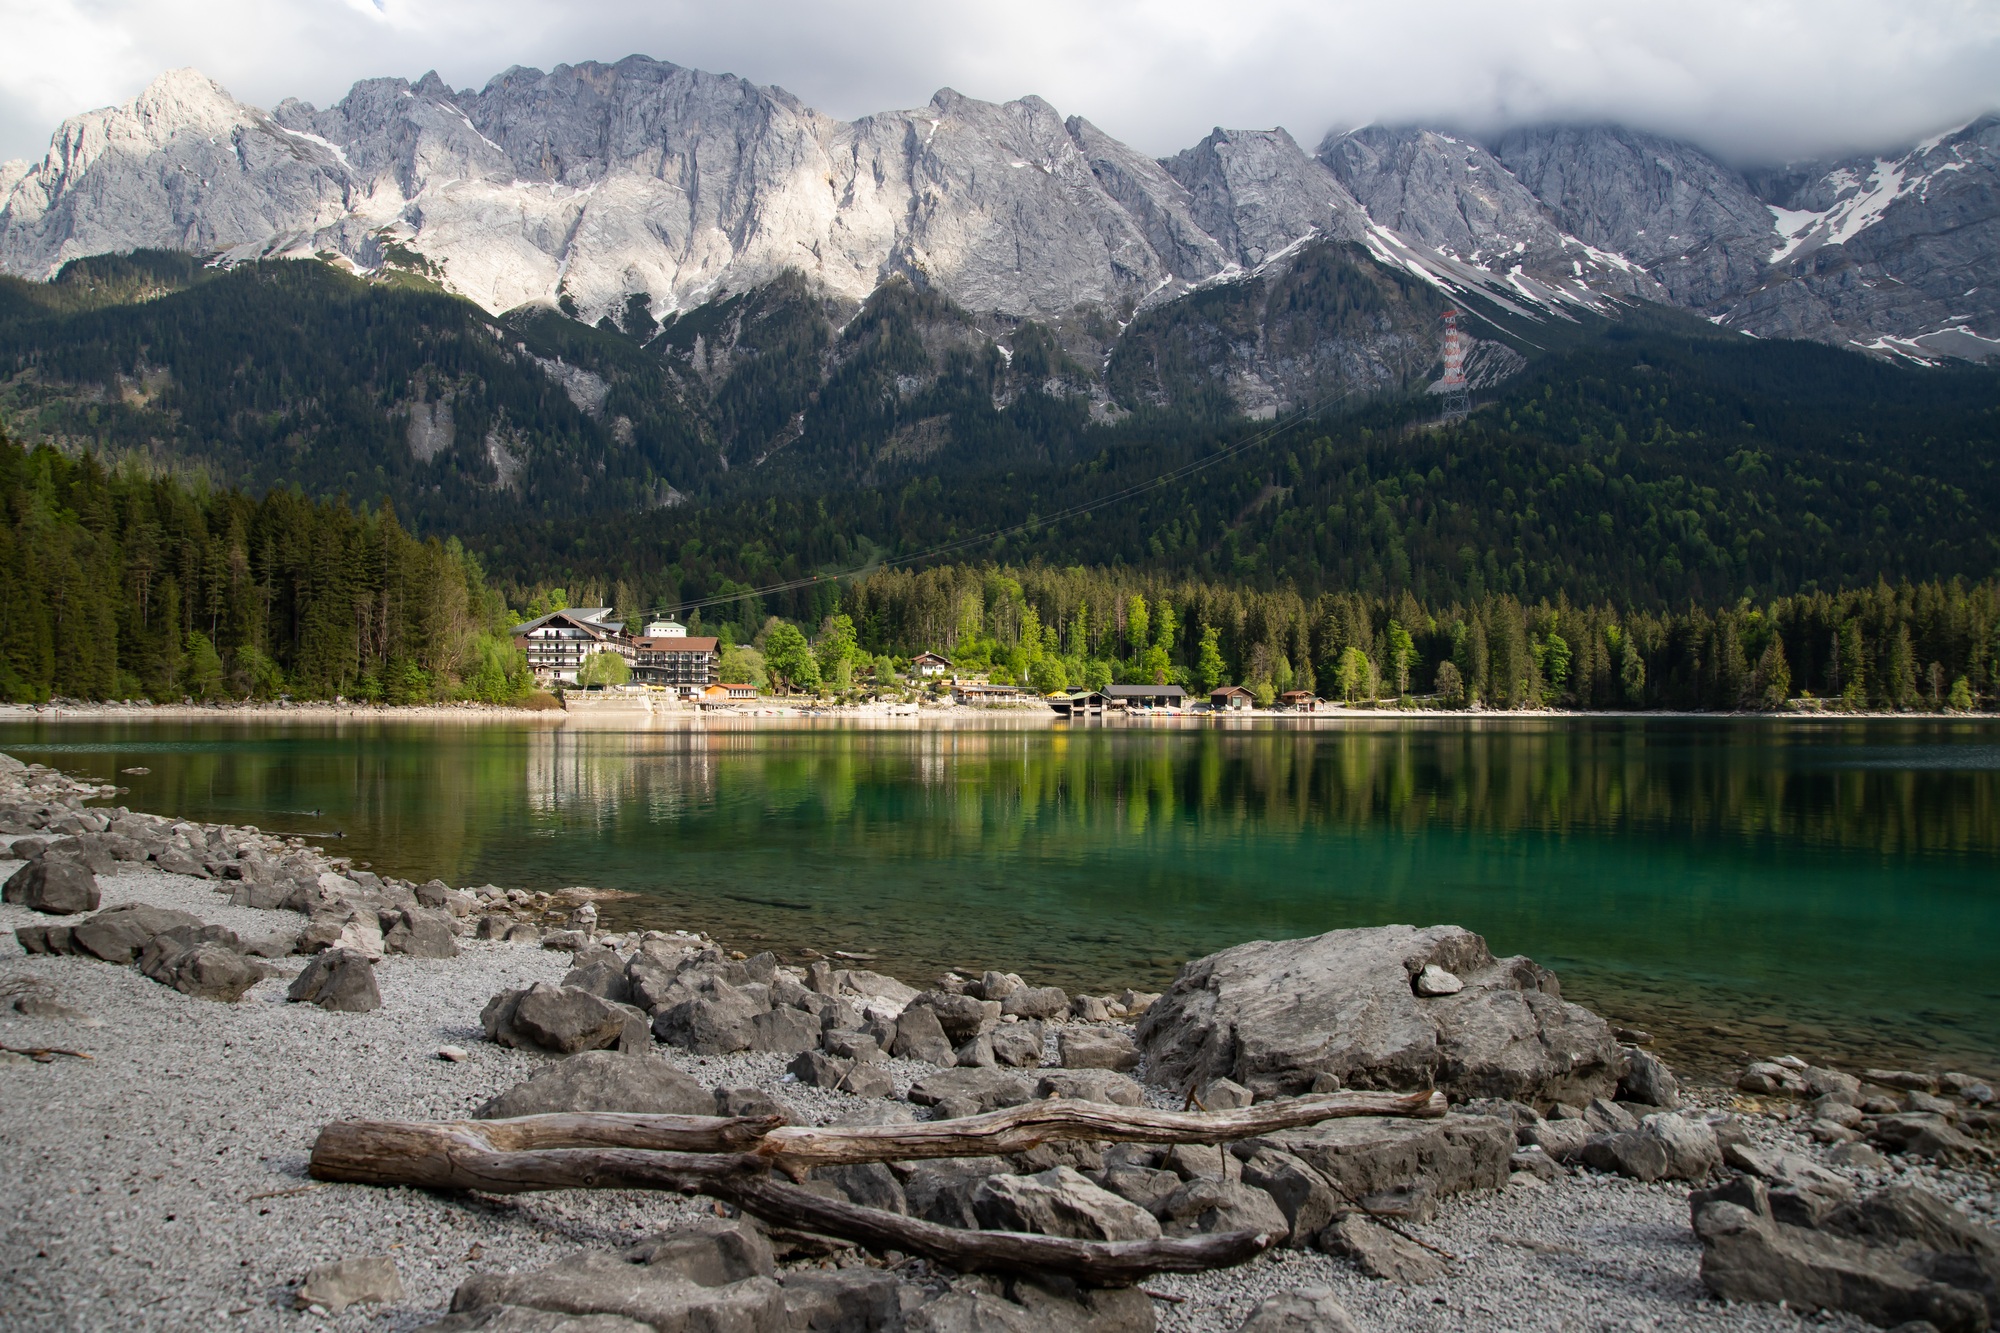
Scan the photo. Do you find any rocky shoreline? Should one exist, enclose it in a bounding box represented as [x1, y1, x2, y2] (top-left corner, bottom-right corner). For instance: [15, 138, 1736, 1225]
[0, 750, 1994, 1332]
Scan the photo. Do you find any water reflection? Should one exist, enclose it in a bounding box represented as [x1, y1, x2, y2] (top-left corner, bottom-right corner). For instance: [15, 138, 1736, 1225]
[2, 715, 1995, 1076]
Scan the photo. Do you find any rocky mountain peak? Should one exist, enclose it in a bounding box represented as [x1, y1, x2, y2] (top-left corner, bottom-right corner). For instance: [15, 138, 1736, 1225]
[1162, 127, 1366, 266]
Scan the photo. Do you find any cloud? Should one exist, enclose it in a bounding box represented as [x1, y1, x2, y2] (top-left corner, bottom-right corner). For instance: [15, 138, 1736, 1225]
[1, 0, 1995, 166]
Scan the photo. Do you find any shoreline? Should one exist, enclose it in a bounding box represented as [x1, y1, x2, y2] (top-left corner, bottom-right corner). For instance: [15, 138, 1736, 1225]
[4, 699, 1997, 724]
[0, 753, 1994, 1330]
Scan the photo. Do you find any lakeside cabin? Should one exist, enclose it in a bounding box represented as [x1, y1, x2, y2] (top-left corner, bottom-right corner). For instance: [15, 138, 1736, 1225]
[1280, 690, 1322, 712]
[701, 683, 759, 703]
[1208, 685, 1255, 711]
[910, 651, 952, 677]
[952, 682, 1038, 706]
[1103, 684, 1186, 711]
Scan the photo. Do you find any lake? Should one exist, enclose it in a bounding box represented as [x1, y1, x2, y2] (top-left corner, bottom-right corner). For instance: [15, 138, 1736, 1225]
[2, 713, 1995, 1078]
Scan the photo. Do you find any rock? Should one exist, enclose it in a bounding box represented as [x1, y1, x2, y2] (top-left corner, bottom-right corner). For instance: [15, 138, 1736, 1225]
[903, 1158, 1012, 1228]
[1519, 1118, 1592, 1163]
[1908, 1090, 1960, 1117]
[908, 1067, 1035, 1114]
[1618, 1048, 1682, 1109]
[382, 908, 460, 958]
[715, 1085, 796, 1122]
[909, 991, 993, 1043]
[1581, 1113, 1720, 1182]
[1510, 1146, 1565, 1181]
[1233, 1285, 1363, 1333]
[1163, 1142, 1241, 1183]
[1254, 1114, 1514, 1202]
[484, 984, 631, 1055]
[2, 858, 99, 914]
[973, 1166, 1164, 1242]
[1236, 1146, 1343, 1245]
[477, 1052, 711, 1118]
[66, 903, 204, 964]
[651, 980, 771, 1055]
[1001, 986, 1069, 1020]
[1200, 1077, 1255, 1110]
[1159, 1176, 1289, 1238]
[746, 1006, 819, 1054]
[1034, 1068, 1145, 1106]
[1865, 1070, 1941, 1093]
[438, 1045, 469, 1062]
[907, 1274, 1155, 1333]
[1070, 995, 1112, 1023]
[563, 955, 633, 1006]
[1830, 1142, 1888, 1170]
[1694, 1197, 1989, 1333]
[1583, 1097, 1638, 1135]
[137, 928, 269, 1002]
[1057, 1028, 1140, 1071]
[1804, 1066, 1864, 1104]
[953, 1032, 996, 1068]
[416, 1307, 653, 1331]
[1872, 1114, 1985, 1164]
[778, 1269, 909, 1332]
[888, 1003, 957, 1065]
[1319, 1213, 1445, 1284]
[810, 1162, 907, 1214]
[989, 1022, 1045, 1069]
[448, 1222, 784, 1330]
[12, 995, 99, 1025]
[12, 924, 71, 954]
[296, 1256, 406, 1314]
[1095, 1166, 1182, 1217]
[821, 1030, 885, 1063]
[1137, 924, 1620, 1104]
[1413, 964, 1463, 996]
[287, 948, 382, 1012]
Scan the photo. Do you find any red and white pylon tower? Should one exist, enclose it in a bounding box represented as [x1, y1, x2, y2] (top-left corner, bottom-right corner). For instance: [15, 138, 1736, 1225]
[1437, 307, 1470, 423]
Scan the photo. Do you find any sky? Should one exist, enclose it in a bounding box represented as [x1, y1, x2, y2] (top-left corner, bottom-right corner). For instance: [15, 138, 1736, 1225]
[2, 0, 1997, 167]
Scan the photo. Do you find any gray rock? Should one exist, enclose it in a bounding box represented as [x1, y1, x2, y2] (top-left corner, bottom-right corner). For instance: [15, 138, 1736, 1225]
[67, 903, 204, 964]
[1618, 1048, 1682, 1109]
[988, 1022, 1045, 1069]
[1200, 1078, 1255, 1110]
[1694, 1198, 1989, 1333]
[136, 925, 268, 1002]
[286, 948, 382, 1012]
[821, 1030, 885, 1063]
[1001, 986, 1069, 1020]
[1034, 1069, 1144, 1107]
[1254, 1114, 1514, 1202]
[1233, 1285, 1363, 1333]
[902, 1157, 1012, 1229]
[651, 980, 768, 1055]
[1872, 1114, 1985, 1164]
[382, 907, 460, 958]
[714, 1085, 797, 1123]
[888, 1003, 957, 1066]
[1137, 925, 1620, 1104]
[2, 858, 99, 914]
[1518, 1117, 1592, 1162]
[810, 1162, 907, 1215]
[778, 1269, 908, 1332]
[562, 955, 633, 1006]
[1057, 1028, 1140, 1072]
[747, 1006, 819, 1055]
[1236, 1146, 1343, 1245]
[1804, 1066, 1864, 1104]
[1164, 1142, 1241, 1183]
[1159, 1176, 1289, 1239]
[1095, 1166, 1183, 1218]
[477, 1052, 711, 1118]
[908, 1067, 1035, 1114]
[295, 1256, 406, 1314]
[1413, 964, 1463, 997]
[910, 991, 993, 1043]
[973, 1166, 1164, 1242]
[906, 1274, 1155, 1333]
[416, 1307, 652, 1331]
[448, 1224, 784, 1330]
[482, 984, 631, 1055]
[953, 1033, 996, 1068]
[1319, 1213, 1445, 1284]
[1581, 1113, 1720, 1182]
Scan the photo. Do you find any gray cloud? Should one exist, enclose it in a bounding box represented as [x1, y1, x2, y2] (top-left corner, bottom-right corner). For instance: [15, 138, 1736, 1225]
[2, 0, 1996, 167]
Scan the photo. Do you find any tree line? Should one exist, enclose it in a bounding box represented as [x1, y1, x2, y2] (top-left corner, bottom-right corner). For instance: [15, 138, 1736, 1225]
[0, 437, 538, 704]
[832, 564, 2000, 711]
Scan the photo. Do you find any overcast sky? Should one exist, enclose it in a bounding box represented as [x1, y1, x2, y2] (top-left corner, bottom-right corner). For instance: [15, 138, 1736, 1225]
[2, 0, 1996, 167]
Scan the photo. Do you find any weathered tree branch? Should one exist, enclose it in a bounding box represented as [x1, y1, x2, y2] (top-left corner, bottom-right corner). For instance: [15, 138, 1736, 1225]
[308, 1125, 1273, 1281]
[754, 1089, 1444, 1166]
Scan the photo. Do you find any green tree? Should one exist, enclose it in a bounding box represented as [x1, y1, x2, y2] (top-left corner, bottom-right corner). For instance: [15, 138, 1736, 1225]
[1753, 636, 1792, 709]
[1949, 676, 1975, 711]
[1886, 624, 1919, 709]
[1387, 621, 1416, 696]
[1335, 646, 1373, 702]
[1434, 660, 1465, 706]
[1539, 631, 1571, 701]
[1618, 632, 1646, 705]
[1082, 659, 1112, 691]
[718, 644, 767, 690]
[764, 623, 820, 695]
[1028, 656, 1069, 694]
[183, 631, 225, 701]
[1196, 625, 1227, 692]
[1838, 620, 1868, 709]
[575, 650, 630, 687]
[1124, 596, 1149, 658]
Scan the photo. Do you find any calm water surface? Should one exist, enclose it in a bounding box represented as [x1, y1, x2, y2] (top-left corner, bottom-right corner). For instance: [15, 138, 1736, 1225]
[2, 714, 1995, 1077]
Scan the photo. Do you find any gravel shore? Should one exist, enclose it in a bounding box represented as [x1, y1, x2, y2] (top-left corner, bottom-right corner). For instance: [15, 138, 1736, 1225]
[0, 839, 1992, 1330]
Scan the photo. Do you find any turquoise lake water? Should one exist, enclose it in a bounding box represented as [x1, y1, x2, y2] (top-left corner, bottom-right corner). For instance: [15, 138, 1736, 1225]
[2, 714, 1995, 1077]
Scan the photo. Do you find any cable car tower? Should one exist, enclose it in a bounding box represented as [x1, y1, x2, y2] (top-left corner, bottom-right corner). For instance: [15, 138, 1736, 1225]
[1437, 307, 1470, 424]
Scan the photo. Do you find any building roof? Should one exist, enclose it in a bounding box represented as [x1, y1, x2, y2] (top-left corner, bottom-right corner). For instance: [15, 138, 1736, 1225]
[632, 636, 720, 652]
[1210, 685, 1255, 698]
[1279, 690, 1319, 701]
[510, 609, 624, 638]
[1104, 684, 1185, 699]
[912, 651, 951, 664]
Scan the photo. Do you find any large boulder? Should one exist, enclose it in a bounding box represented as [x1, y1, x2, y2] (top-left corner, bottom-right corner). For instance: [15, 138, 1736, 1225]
[69, 904, 205, 964]
[1582, 1112, 1721, 1182]
[650, 980, 768, 1055]
[486, 984, 643, 1055]
[382, 908, 460, 959]
[1136, 924, 1621, 1104]
[476, 1052, 712, 1119]
[1234, 1286, 1363, 1333]
[2, 858, 100, 915]
[973, 1166, 1164, 1242]
[908, 1068, 1035, 1115]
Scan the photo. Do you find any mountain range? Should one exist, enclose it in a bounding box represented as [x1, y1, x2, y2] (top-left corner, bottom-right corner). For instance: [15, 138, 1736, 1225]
[3, 58, 1997, 376]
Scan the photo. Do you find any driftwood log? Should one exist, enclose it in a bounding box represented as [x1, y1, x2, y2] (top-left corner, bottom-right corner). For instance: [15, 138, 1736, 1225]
[308, 1089, 1443, 1282]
